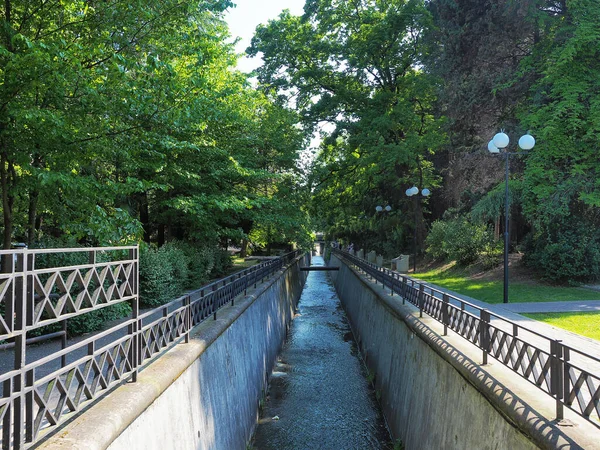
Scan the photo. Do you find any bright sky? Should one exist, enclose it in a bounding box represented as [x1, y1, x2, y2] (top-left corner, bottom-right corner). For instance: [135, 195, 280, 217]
[225, 0, 305, 73]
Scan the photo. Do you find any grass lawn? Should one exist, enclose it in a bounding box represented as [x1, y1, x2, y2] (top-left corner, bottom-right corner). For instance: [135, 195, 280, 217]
[523, 312, 600, 342]
[415, 265, 600, 304]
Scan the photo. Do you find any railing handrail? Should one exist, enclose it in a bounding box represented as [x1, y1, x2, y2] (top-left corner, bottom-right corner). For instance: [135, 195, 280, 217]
[0, 246, 305, 449]
[332, 248, 600, 427]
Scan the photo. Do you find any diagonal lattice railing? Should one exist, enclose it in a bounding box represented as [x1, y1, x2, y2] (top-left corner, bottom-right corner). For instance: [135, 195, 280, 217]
[0, 247, 303, 449]
[333, 249, 600, 428]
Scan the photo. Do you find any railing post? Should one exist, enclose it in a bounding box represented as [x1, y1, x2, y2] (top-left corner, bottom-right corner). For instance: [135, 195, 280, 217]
[129, 247, 139, 381]
[480, 309, 490, 365]
[24, 370, 33, 444]
[401, 277, 406, 305]
[563, 346, 571, 409]
[13, 251, 26, 449]
[418, 284, 424, 318]
[442, 293, 449, 336]
[185, 295, 191, 344]
[213, 284, 218, 320]
[551, 340, 564, 420]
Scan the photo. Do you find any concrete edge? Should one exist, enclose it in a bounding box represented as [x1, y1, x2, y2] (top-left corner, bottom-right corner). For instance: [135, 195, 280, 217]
[37, 256, 306, 450]
[333, 257, 595, 450]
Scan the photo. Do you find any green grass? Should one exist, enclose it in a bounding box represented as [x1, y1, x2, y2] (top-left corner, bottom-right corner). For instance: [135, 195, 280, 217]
[523, 312, 600, 341]
[416, 265, 600, 304]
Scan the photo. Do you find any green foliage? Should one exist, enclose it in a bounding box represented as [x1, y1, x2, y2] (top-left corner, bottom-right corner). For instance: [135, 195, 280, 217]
[139, 244, 188, 307]
[426, 217, 499, 266]
[525, 221, 600, 285]
[66, 303, 132, 336]
[249, 0, 446, 256]
[139, 242, 234, 308]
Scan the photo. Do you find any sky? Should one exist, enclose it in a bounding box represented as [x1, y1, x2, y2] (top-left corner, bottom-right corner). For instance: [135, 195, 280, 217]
[224, 0, 305, 73]
[224, 1, 327, 154]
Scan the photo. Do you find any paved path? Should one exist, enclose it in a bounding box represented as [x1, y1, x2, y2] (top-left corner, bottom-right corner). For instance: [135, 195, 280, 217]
[502, 300, 600, 314]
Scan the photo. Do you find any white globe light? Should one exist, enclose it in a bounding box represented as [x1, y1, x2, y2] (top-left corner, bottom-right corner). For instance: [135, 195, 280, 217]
[487, 140, 500, 153]
[385, 205, 392, 212]
[405, 188, 413, 197]
[421, 188, 431, 197]
[493, 132, 510, 149]
[375, 205, 383, 212]
[518, 134, 535, 150]
[410, 186, 419, 195]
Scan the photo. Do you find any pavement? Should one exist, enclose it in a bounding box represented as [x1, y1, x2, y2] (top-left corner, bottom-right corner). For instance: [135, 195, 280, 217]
[502, 300, 600, 314]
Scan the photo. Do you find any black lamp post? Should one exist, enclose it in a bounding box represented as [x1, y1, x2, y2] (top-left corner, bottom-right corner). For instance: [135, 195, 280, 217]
[375, 204, 392, 248]
[488, 131, 535, 303]
[405, 187, 430, 273]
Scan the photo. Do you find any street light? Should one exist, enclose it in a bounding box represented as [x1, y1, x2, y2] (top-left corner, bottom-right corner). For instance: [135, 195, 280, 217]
[375, 205, 392, 246]
[405, 187, 430, 273]
[488, 131, 535, 303]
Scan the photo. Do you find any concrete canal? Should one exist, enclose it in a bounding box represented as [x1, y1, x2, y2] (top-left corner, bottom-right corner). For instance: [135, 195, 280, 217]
[252, 256, 393, 449]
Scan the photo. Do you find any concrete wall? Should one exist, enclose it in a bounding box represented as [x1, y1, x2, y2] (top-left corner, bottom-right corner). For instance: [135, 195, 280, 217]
[39, 254, 309, 450]
[329, 254, 547, 450]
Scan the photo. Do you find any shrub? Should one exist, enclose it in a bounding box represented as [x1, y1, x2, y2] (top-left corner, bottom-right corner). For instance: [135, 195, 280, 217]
[525, 222, 600, 284]
[426, 217, 498, 265]
[139, 244, 188, 307]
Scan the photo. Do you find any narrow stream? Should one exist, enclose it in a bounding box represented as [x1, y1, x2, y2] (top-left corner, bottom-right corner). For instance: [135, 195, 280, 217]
[251, 256, 393, 449]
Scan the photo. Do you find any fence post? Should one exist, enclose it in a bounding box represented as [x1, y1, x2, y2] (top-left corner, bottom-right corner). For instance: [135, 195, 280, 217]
[13, 251, 27, 449]
[212, 284, 218, 320]
[563, 346, 571, 410]
[442, 293, 449, 336]
[418, 284, 424, 318]
[401, 277, 406, 305]
[480, 310, 490, 364]
[185, 295, 191, 344]
[551, 340, 564, 420]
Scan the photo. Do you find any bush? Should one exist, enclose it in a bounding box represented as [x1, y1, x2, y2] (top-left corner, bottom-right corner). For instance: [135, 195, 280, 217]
[211, 248, 233, 277]
[525, 222, 600, 284]
[139, 244, 189, 307]
[426, 217, 499, 266]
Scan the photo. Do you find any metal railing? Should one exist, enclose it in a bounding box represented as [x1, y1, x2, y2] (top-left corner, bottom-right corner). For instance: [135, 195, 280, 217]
[333, 249, 600, 428]
[0, 247, 303, 449]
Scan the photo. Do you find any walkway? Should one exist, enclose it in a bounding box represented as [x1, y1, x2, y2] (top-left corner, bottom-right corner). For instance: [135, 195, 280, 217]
[252, 256, 392, 449]
[502, 300, 600, 313]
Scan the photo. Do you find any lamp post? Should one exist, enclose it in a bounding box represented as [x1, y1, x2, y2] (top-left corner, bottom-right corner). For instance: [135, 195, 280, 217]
[488, 131, 535, 303]
[375, 205, 392, 247]
[405, 187, 430, 273]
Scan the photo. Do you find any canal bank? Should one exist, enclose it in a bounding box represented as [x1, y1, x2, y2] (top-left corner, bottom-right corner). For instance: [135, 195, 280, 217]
[252, 256, 392, 449]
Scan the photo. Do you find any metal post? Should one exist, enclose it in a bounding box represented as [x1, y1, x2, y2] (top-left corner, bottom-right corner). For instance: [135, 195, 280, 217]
[442, 293, 449, 335]
[13, 251, 26, 449]
[480, 310, 490, 365]
[413, 196, 418, 273]
[212, 284, 218, 320]
[418, 285, 424, 318]
[185, 295, 191, 344]
[504, 153, 509, 304]
[551, 340, 564, 420]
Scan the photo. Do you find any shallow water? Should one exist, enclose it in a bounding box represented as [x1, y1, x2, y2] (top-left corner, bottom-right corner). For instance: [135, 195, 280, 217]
[251, 256, 392, 449]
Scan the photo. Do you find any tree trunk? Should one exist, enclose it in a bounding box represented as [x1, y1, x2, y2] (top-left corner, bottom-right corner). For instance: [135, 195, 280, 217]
[27, 189, 39, 246]
[139, 192, 151, 242]
[158, 224, 165, 247]
[240, 239, 249, 258]
[1, 152, 14, 250]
